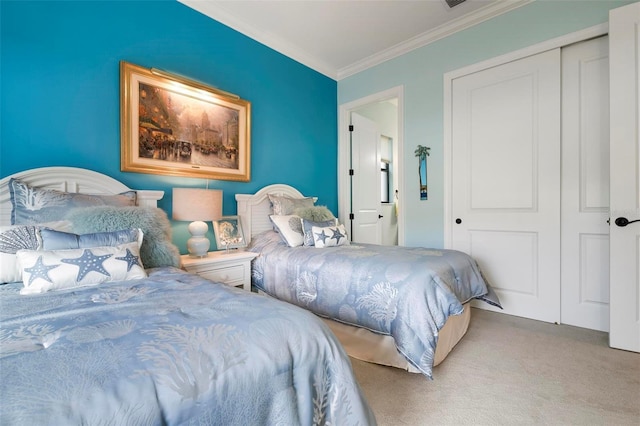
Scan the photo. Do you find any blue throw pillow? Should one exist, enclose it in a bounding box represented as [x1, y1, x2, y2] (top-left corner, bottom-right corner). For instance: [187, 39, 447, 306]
[9, 178, 136, 225]
[40, 228, 142, 251]
[301, 218, 338, 246]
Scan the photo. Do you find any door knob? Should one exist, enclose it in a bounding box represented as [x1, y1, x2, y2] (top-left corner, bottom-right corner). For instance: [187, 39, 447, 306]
[455, 218, 462, 224]
[615, 217, 640, 227]
[378, 214, 384, 219]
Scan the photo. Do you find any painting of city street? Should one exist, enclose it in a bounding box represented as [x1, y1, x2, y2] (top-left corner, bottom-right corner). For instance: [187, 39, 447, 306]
[120, 61, 251, 181]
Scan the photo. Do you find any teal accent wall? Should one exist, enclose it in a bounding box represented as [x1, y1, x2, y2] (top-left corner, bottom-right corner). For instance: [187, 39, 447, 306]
[338, 0, 635, 248]
[1, 0, 337, 253]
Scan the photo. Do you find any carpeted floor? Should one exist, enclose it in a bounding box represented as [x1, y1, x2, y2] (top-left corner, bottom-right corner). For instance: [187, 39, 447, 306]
[350, 308, 640, 425]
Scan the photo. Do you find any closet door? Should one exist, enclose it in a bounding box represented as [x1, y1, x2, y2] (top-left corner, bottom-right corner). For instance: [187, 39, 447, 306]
[561, 36, 610, 332]
[451, 49, 561, 323]
[609, 2, 640, 353]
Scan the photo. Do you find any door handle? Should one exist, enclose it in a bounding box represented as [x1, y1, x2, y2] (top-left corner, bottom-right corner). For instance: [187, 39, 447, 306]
[455, 218, 462, 224]
[615, 217, 640, 227]
[378, 214, 384, 219]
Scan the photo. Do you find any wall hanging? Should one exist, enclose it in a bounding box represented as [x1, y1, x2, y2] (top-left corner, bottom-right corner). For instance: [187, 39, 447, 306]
[120, 61, 251, 181]
[415, 145, 430, 200]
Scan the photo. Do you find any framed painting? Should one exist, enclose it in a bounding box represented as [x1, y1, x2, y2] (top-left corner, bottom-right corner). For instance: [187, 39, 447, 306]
[120, 61, 251, 181]
[213, 215, 247, 250]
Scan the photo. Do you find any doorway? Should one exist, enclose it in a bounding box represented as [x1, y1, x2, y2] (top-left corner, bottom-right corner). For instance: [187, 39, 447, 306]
[338, 86, 404, 245]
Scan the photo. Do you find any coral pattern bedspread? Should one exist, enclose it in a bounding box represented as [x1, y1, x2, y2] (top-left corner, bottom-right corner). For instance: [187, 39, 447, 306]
[0, 267, 375, 425]
[249, 231, 501, 379]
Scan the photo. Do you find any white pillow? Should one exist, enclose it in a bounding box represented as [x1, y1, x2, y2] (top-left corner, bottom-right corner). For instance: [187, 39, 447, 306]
[312, 224, 349, 248]
[269, 215, 304, 247]
[0, 221, 73, 284]
[17, 242, 147, 294]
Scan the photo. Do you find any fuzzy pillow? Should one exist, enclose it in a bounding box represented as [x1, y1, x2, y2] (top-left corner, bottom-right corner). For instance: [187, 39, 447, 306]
[294, 205, 335, 222]
[268, 194, 315, 215]
[65, 206, 180, 268]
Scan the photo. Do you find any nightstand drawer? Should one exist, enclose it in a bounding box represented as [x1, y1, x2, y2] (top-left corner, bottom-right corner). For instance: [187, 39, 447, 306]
[181, 251, 258, 291]
[200, 265, 246, 286]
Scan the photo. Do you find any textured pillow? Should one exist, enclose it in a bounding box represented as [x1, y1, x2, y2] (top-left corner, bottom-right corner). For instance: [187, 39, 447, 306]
[40, 228, 143, 251]
[269, 215, 304, 247]
[268, 194, 315, 215]
[294, 205, 335, 222]
[0, 221, 73, 284]
[312, 224, 349, 248]
[9, 178, 137, 225]
[65, 206, 180, 268]
[17, 242, 147, 294]
[301, 218, 338, 246]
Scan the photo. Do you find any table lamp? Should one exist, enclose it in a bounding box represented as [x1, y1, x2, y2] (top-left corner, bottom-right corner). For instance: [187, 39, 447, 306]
[172, 188, 222, 258]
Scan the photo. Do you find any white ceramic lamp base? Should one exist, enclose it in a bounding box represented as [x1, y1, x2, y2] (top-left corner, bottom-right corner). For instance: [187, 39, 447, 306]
[187, 220, 210, 258]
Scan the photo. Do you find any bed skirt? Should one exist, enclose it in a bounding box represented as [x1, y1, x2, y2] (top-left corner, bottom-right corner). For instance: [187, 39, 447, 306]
[321, 303, 471, 373]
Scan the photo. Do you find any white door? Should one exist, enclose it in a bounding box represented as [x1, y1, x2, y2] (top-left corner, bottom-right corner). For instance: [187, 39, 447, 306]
[561, 36, 610, 332]
[350, 113, 382, 244]
[451, 49, 562, 323]
[609, 2, 640, 352]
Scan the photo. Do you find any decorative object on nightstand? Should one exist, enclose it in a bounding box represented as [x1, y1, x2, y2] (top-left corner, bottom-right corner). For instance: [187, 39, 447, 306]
[181, 250, 258, 291]
[212, 215, 246, 253]
[173, 188, 222, 258]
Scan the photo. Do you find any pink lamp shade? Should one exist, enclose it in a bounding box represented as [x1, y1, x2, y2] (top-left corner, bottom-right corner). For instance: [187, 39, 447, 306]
[172, 188, 222, 257]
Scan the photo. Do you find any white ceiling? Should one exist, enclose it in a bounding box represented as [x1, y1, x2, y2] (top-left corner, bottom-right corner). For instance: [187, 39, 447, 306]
[179, 0, 532, 80]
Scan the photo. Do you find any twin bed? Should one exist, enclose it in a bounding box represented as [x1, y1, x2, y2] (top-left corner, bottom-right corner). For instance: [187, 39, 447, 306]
[236, 185, 500, 379]
[0, 167, 375, 425]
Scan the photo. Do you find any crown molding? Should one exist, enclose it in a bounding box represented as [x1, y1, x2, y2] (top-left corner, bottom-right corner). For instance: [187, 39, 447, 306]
[179, 0, 533, 81]
[337, 0, 533, 80]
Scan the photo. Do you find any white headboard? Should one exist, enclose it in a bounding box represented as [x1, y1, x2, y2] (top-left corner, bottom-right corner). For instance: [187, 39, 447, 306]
[235, 184, 315, 243]
[0, 167, 164, 226]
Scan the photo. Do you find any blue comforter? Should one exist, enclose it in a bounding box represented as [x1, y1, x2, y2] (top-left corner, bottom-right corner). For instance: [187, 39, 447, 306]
[249, 231, 501, 379]
[0, 267, 376, 425]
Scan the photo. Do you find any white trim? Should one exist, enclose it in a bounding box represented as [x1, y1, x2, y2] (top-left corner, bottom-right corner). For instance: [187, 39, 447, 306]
[443, 23, 608, 248]
[179, 0, 532, 81]
[338, 86, 405, 246]
[337, 0, 533, 80]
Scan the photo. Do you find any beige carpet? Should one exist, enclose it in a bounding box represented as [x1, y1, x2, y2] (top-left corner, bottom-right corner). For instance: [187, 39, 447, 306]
[350, 308, 640, 425]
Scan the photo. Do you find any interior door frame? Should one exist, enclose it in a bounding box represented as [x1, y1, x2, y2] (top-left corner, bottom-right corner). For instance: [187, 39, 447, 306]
[338, 86, 405, 245]
[443, 23, 607, 248]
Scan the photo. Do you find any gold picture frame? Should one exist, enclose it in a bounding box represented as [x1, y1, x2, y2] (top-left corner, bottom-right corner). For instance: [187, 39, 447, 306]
[120, 61, 251, 181]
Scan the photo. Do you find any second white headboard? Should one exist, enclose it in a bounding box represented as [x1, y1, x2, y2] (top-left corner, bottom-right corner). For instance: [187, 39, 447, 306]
[235, 183, 313, 243]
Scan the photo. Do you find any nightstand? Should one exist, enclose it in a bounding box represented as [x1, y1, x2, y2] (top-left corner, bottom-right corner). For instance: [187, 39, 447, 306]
[181, 250, 259, 291]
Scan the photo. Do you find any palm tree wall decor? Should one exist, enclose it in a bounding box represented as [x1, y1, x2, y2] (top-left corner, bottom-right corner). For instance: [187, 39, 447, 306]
[415, 145, 430, 200]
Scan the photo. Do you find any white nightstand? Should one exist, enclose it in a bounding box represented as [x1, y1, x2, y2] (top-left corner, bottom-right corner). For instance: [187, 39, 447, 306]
[180, 250, 259, 291]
